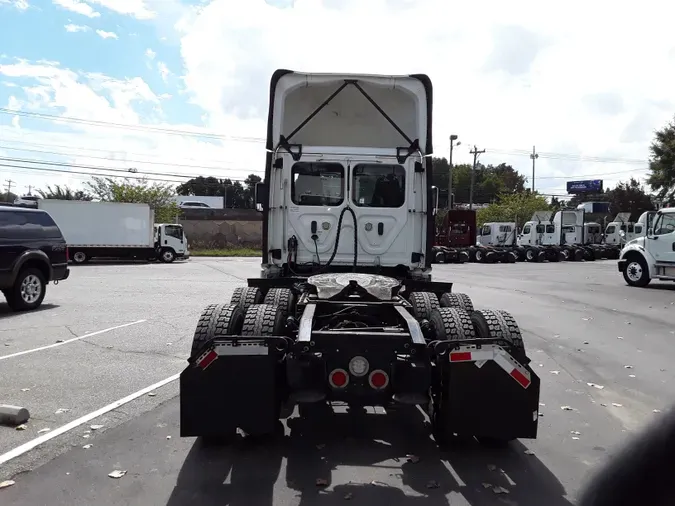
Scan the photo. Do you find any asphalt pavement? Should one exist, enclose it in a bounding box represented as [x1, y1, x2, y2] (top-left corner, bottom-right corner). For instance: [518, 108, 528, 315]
[0, 257, 673, 505]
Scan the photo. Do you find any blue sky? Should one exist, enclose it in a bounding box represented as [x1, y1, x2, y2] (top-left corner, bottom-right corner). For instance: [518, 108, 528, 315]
[0, 0, 672, 198]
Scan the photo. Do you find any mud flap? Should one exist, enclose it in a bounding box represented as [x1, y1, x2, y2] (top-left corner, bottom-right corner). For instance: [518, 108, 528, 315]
[441, 355, 540, 440]
[180, 343, 283, 438]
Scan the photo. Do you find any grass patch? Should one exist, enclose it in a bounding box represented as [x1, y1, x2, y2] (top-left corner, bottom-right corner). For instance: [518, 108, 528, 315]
[191, 248, 262, 257]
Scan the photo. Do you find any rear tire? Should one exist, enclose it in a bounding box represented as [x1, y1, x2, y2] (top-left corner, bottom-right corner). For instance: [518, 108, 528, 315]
[470, 309, 524, 352]
[190, 303, 245, 357]
[241, 303, 286, 336]
[72, 251, 89, 264]
[263, 288, 296, 317]
[440, 292, 474, 312]
[6, 268, 47, 312]
[623, 256, 651, 287]
[229, 286, 263, 313]
[408, 292, 439, 320]
[428, 307, 475, 341]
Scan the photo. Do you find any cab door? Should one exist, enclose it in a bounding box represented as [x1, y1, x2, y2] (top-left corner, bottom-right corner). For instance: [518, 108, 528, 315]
[647, 212, 675, 263]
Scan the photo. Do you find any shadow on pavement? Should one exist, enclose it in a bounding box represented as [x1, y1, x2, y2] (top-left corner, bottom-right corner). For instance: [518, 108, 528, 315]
[0, 303, 59, 319]
[166, 404, 572, 506]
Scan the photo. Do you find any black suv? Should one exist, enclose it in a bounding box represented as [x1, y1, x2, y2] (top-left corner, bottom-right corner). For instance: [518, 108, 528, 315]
[0, 206, 70, 311]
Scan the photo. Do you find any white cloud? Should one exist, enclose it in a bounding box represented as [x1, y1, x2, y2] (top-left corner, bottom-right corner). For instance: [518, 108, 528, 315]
[157, 61, 170, 83]
[0, 0, 29, 10]
[173, 0, 675, 195]
[145, 48, 156, 60]
[52, 0, 100, 18]
[95, 29, 118, 40]
[64, 23, 90, 32]
[89, 0, 155, 19]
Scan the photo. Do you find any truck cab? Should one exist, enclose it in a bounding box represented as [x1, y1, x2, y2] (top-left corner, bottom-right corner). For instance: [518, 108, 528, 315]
[255, 71, 433, 280]
[154, 223, 190, 261]
[477, 222, 517, 246]
[604, 211, 655, 245]
[618, 207, 675, 286]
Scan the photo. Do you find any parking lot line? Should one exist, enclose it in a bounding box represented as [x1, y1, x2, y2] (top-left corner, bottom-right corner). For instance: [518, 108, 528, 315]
[0, 320, 147, 361]
[0, 372, 180, 466]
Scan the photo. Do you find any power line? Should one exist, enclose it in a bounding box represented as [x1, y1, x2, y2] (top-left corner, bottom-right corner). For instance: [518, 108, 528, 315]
[486, 147, 647, 165]
[0, 108, 266, 144]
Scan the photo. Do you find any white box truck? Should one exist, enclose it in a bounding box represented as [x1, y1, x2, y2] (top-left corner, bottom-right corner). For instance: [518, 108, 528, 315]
[37, 200, 189, 264]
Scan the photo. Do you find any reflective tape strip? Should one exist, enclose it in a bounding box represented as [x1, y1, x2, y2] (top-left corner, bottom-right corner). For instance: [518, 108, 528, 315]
[214, 342, 268, 356]
[448, 344, 532, 389]
[196, 349, 218, 369]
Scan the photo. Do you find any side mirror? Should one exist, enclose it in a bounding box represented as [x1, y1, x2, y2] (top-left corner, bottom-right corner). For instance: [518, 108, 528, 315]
[619, 230, 626, 238]
[254, 182, 267, 213]
[431, 186, 439, 216]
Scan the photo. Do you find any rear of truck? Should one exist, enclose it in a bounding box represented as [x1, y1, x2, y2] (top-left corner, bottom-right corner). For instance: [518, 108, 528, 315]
[179, 70, 540, 446]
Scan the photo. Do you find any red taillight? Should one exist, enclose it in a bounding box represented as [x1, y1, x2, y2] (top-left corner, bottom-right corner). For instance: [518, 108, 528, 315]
[368, 370, 389, 390]
[328, 369, 349, 389]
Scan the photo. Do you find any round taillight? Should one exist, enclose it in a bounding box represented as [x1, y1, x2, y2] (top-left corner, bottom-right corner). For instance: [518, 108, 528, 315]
[348, 356, 369, 377]
[369, 370, 389, 390]
[329, 369, 349, 388]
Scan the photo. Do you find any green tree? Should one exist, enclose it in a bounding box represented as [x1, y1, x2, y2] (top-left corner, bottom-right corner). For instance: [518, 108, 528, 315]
[176, 174, 262, 209]
[476, 192, 551, 228]
[647, 116, 675, 202]
[85, 177, 179, 223]
[37, 184, 93, 201]
[2, 190, 17, 203]
[606, 178, 655, 218]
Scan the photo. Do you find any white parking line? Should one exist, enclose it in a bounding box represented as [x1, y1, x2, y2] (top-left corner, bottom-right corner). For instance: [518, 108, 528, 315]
[0, 372, 180, 466]
[0, 320, 146, 361]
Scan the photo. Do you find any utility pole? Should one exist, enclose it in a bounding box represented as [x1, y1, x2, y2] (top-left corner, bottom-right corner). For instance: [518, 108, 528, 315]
[26, 185, 33, 196]
[448, 134, 460, 209]
[530, 146, 538, 192]
[468, 145, 485, 210]
[4, 179, 15, 202]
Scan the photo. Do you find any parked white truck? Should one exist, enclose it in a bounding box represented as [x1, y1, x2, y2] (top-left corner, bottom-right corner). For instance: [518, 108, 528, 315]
[38, 200, 189, 264]
[618, 207, 675, 287]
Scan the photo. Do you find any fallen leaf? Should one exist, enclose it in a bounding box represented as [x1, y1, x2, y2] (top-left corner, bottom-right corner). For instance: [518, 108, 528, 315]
[587, 382, 604, 389]
[617, 336, 624, 339]
[55, 408, 70, 414]
[90, 425, 104, 430]
[148, 392, 157, 397]
[344, 493, 353, 500]
[612, 403, 623, 408]
[654, 409, 662, 413]
[406, 454, 420, 463]
[629, 374, 636, 378]
[550, 370, 560, 375]
[571, 431, 581, 435]
[37, 428, 50, 434]
[0, 480, 15, 489]
[426, 480, 440, 489]
[624, 365, 633, 369]
[3, 343, 9, 346]
[82, 434, 90, 439]
[601, 403, 607, 407]
[166, 435, 172, 440]
[108, 470, 127, 479]
[539, 403, 546, 407]
[561, 406, 573, 411]
[493, 486, 510, 494]
[524, 450, 535, 455]
[55, 339, 65, 343]
[15, 424, 26, 431]
[583, 341, 589, 344]
[572, 437, 580, 440]
[83, 444, 92, 449]
[538, 412, 544, 417]
[21, 388, 30, 392]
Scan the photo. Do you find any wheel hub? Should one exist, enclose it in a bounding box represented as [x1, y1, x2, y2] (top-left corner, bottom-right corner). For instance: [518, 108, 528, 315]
[627, 262, 642, 282]
[21, 275, 42, 303]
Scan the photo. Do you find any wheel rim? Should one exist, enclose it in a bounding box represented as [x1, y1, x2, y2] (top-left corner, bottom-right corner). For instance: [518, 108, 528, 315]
[74, 252, 86, 263]
[526, 250, 533, 260]
[626, 262, 643, 282]
[163, 251, 174, 261]
[21, 274, 42, 303]
[476, 250, 483, 261]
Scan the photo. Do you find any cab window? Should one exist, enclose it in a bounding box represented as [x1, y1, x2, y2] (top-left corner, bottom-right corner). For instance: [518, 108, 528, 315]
[499, 225, 511, 233]
[352, 164, 405, 208]
[164, 225, 183, 240]
[546, 224, 555, 234]
[634, 225, 642, 234]
[535, 225, 545, 233]
[522, 225, 531, 235]
[291, 162, 344, 206]
[481, 225, 491, 236]
[654, 213, 675, 235]
[606, 225, 616, 234]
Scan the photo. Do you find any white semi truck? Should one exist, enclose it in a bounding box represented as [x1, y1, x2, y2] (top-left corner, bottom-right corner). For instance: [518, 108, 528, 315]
[38, 200, 189, 264]
[618, 207, 675, 287]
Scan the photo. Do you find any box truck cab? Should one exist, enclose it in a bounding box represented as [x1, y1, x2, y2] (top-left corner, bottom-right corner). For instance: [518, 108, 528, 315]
[154, 223, 190, 263]
[618, 207, 675, 286]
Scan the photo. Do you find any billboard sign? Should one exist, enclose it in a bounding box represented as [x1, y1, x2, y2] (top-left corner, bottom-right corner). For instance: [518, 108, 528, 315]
[566, 180, 603, 194]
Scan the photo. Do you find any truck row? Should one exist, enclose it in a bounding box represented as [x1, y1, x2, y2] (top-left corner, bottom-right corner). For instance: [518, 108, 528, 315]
[432, 209, 655, 264]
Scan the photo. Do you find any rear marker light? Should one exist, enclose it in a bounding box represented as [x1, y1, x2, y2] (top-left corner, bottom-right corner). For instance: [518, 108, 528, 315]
[348, 356, 369, 377]
[197, 349, 218, 370]
[369, 370, 389, 390]
[450, 352, 472, 362]
[329, 369, 349, 389]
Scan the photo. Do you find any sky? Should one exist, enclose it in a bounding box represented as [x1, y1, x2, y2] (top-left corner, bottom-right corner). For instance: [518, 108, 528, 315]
[0, 0, 674, 201]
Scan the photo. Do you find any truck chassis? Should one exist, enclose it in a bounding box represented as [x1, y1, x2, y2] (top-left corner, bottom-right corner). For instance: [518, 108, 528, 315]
[180, 273, 540, 446]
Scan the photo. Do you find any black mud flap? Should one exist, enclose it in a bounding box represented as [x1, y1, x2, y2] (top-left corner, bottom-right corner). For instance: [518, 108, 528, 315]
[441, 354, 540, 440]
[180, 340, 284, 438]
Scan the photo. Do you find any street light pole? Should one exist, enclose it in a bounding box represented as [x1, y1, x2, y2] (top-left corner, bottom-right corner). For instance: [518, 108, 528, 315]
[448, 135, 460, 209]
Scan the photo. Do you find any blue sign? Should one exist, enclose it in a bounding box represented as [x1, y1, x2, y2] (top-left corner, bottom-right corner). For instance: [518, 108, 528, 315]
[566, 180, 603, 194]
